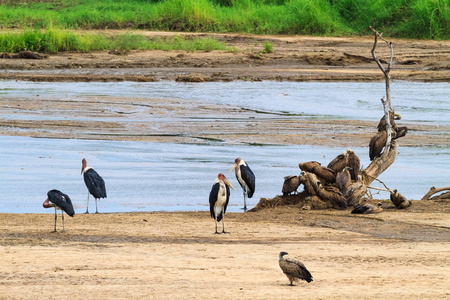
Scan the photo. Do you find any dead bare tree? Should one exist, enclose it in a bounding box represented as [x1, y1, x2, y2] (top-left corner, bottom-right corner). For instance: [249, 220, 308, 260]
[360, 22, 398, 187]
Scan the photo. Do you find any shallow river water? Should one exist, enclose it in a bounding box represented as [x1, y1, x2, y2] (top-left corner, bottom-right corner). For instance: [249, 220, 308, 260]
[1, 80, 449, 213]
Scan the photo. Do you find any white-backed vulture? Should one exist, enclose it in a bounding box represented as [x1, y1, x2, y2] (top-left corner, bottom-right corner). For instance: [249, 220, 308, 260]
[312, 165, 336, 184]
[299, 172, 319, 195]
[327, 151, 348, 173]
[377, 111, 399, 132]
[346, 149, 360, 181]
[351, 202, 383, 214]
[390, 189, 412, 209]
[316, 182, 347, 209]
[336, 166, 352, 194]
[393, 126, 408, 140]
[278, 252, 313, 286]
[282, 175, 301, 196]
[369, 130, 397, 161]
[298, 161, 321, 173]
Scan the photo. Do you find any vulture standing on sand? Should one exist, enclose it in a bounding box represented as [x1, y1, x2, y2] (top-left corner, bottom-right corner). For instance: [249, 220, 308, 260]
[43, 189, 75, 232]
[282, 175, 301, 196]
[81, 158, 107, 214]
[279, 251, 313, 286]
[316, 182, 347, 209]
[327, 151, 348, 173]
[230, 158, 255, 212]
[209, 173, 234, 234]
[351, 202, 383, 214]
[346, 149, 360, 181]
[390, 189, 412, 209]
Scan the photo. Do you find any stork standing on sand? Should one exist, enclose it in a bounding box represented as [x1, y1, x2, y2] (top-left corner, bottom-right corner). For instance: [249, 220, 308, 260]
[81, 158, 107, 214]
[43, 189, 75, 232]
[209, 173, 234, 234]
[230, 158, 255, 212]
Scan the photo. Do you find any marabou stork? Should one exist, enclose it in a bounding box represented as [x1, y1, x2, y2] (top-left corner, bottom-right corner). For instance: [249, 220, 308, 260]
[279, 251, 313, 286]
[43, 189, 75, 232]
[230, 158, 255, 212]
[209, 173, 234, 234]
[81, 158, 107, 214]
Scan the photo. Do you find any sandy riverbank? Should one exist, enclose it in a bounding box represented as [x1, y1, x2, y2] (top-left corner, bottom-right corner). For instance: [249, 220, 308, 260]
[1, 200, 449, 299]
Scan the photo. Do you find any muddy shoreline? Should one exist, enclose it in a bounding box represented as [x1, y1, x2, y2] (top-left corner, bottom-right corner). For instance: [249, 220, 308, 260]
[1, 33, 449, 82]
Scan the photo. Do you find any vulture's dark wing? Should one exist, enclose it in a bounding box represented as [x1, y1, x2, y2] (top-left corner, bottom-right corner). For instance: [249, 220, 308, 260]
[47, 189, 75, 217]
[281, 258, 313, 283]
[351, 204, 370, 214]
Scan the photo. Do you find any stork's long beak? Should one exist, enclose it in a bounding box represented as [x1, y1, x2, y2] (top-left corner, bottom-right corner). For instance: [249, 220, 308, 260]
[223, 177, 234, 190]
[229, 163, 237, 173]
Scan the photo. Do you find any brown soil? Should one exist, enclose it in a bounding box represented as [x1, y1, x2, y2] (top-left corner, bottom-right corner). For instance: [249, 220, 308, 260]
[1, 200, 449, 299]
[0, 32, 449, 82]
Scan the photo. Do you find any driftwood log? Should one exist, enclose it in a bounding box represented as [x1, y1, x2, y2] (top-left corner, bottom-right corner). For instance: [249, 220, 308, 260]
[421, 187, 450, 200]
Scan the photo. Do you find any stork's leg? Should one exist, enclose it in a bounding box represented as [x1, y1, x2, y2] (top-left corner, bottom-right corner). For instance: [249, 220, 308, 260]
[85, 191, 90, 214]
[61, 211, 65, 233]
[214, 217, 219, 234]
[95, 198, 99, 214]
[243, 188, 247, 212]
[52, 208, 57, 233]
[222, 217, 229, 234]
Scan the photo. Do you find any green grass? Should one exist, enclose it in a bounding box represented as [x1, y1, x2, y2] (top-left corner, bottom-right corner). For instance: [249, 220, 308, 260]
[0, 29, 228, 53]
[0, 0, 448, 40]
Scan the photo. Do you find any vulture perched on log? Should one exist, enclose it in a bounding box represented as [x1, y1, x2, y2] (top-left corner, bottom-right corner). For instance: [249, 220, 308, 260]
[336, 166, 352, 194]
[390, 189, 412, 209]
[278, 252, 313, 286]
[282, 175, 301, 196]
[312, 165, 336, 184]
[299, 172, 320, 195]
[351, 202, 383, 214]
[377, 111, 400, 132]
[316, 182, 347, 209]
[345, 181, 367, 207]
[298, 161, 321, 173]
[369, 131, 396, 161]
[327, 151, 348, 173]
[346, 149, 360, 181]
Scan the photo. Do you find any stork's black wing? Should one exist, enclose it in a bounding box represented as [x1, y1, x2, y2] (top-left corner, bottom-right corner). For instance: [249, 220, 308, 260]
[223, 184, 230, 215]
[47, 189, 75, 217]
[209, 182, 220, 219]
[83, 168, 107, 199]
[240, 164, 255, 198]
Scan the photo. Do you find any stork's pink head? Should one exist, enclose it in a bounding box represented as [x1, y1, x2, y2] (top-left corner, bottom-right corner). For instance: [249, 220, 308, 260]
[81, 158, 87, 174]
[43, 198, 50, 208]
[234, 158, 241, 164]
[218, 173, 225, 180]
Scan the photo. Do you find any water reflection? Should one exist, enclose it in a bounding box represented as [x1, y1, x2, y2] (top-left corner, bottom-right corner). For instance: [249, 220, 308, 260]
[1, 136, 448, 214]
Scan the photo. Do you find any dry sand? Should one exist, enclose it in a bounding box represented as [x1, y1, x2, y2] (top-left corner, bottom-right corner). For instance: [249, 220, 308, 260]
[1, 32, 449, 299]
[1, 200, 450, 299]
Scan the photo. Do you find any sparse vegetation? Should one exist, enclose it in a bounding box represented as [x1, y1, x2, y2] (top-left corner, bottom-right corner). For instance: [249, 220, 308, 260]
[262, 41, 273, 53]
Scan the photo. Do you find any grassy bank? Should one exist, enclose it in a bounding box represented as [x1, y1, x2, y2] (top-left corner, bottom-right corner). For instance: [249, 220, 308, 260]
[0, 0, 448, 40]
[0, 29, 228, 53]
